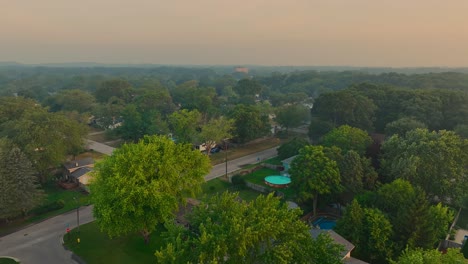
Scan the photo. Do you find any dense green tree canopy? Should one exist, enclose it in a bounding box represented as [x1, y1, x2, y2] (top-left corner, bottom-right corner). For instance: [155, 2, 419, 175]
[374, 179, 453, 251]
[168, 109, 202, 144]
[321, 125, 373, 155]
[312, 90, 377, 131]
[390, 248, 467, 264]
[0, 97, 88, 181]
[0, 138, 44, 220]
[155, 192, 344, 264]
[335, 200, 394, 263]
[229, 104, 271, 143]
[339, 180, 454, 263]
[381, 129, 468, 204]
[95, 79, 133, 103]
[275, 104, 310, 131]
[44, 89, 96, 113]
[289, 145, 341, 216]
[90, 135, 211, 243]
[339, 150, 378, 195]
[198, 116, 234, 154]
[277, 137, 309, 160]
[385, 117, 427, 137]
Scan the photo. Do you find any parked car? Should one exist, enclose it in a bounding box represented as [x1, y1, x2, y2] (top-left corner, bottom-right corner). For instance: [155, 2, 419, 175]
[210, 147, 221, 153]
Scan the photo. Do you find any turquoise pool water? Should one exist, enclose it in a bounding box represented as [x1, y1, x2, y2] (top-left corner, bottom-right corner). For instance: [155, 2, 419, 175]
[264, 175, 291, 185]
[313, 217, 336, 230]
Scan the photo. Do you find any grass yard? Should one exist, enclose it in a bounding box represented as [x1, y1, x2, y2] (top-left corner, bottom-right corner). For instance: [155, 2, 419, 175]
[242, 168, 297, 201]
[456, 208, 468, 230]
[263, 156, 283, 165]
[64, 222, 166, 264]
[27, 182, 91, 223]
[197, 178, 263, 202]
[0, 258, 19, 264]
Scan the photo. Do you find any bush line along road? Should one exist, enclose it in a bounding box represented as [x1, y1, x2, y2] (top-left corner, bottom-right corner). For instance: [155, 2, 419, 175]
[0, 142, 278, 264]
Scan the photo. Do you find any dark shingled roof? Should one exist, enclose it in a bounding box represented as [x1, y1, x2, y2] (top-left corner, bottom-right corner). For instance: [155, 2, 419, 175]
[70, 167, 92, 179]
[310, 229, 355, 259]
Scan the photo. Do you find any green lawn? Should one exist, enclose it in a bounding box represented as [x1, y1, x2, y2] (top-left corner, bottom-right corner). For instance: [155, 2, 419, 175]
[242, 168, 297, 201]
[197, 178, 263, 202]
[0, 181, 91, 236]
[263, 156, 283, 165]
[28, 182, 91, 223]
[456, 208, 468, 230]
[0, 258, 19, 264]
[64, 222, 166, 264]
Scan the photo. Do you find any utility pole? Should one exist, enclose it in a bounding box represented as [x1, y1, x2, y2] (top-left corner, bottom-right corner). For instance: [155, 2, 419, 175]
[224, 139, 228, 179]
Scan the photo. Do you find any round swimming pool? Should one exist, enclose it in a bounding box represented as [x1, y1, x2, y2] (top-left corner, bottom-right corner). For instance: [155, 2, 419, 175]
[313, 217, 337, 230]
[264, 175, 291, 188]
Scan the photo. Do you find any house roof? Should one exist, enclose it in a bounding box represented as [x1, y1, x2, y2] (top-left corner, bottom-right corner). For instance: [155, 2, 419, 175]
[310, 229, 355, 258]
[344, 257, 369, 264]
[70, 167, 93, 179]
[64, 157, 94, 170]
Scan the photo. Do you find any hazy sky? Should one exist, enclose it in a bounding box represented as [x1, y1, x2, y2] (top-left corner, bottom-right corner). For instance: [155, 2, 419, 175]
[1, 0, 468, 67]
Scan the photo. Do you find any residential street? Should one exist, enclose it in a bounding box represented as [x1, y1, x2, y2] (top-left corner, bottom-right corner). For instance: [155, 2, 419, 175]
[205, 147, 278, 180]
[87, 139, 278, 181]
[0, 141, 278, 263]
[0, 206, 94, 264]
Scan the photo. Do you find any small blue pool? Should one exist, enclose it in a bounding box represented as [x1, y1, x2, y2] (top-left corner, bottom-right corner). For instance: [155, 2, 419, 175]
[313, 217, 336, 230]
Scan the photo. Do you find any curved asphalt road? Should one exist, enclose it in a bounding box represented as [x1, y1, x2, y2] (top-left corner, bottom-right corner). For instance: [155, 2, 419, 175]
[0, 141, 277, 263]
[0, 206, 94, 264]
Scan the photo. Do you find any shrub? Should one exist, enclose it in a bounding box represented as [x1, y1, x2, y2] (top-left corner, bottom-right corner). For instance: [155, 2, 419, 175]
[31, 200, 65, 215]
[277, 137, 309, 160]
[231, 175, 245, 186]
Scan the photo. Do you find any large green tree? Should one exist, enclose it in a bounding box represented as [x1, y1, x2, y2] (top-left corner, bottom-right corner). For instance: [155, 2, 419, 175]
[312, 90, 377, 131]
[0, 138, 44, 220]
[95, 79, 133, 103]
[155, 192, 344, 264]
[339, 150, 378, 195]
[275, 104, 310, 132]
[289, 145, 341, 216]
[321, 125, 373, 155]
[0, 97, 88, 181]
[374, 179, 453, 251]
[44, 89, 96, 113]
[277, 137, 309, 160]
[90, 135, 211, 243]
[229, 104, 271, 143]
[335, 200, 394, 263]
[198, 116, 234, 154]
[390, 248, 467, 264]
[381, 129, 468, 204]
[168, 109, 202, 144]
[385, 117, 427, 137]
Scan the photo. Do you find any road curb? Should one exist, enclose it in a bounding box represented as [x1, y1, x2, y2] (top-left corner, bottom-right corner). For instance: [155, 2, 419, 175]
[0, 205, 91, 238]
[0, 256, 21, 263]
